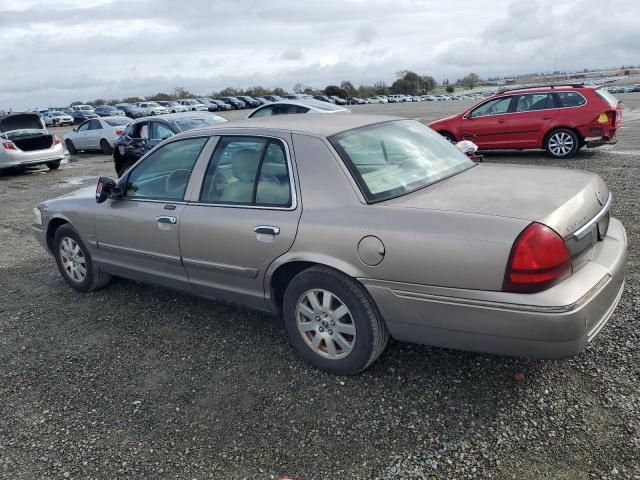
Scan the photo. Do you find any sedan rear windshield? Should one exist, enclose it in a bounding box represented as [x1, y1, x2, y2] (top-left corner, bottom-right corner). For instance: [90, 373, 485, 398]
[105, 119, 130, 126]
[171, 115, 227, 131]
[330, 120, 474, 202]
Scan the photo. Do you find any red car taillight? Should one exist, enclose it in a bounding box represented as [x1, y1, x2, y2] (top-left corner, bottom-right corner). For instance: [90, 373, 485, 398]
[2, 141, 17, 150]
[503, 223, 572, 293]
[53, 136, 61, 145]
[115, 128, 124, 136]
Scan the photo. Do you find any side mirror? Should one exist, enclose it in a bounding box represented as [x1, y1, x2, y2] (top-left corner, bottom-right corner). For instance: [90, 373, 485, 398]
[72, 127, 78, 132]
[96, 176, 117, 203]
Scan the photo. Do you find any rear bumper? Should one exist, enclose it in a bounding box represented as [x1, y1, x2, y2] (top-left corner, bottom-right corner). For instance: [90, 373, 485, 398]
[361, 218, 627, 359]
[577, 124, 618, 148]
[0, 143, 66, 168]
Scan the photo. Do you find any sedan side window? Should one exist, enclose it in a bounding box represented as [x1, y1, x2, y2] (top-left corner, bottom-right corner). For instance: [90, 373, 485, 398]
[126, 137, 208, 201]
[77, 122, 90, 132]
[130, 122, 149, 139]
[470, 97, 512, 117]
[151, 122, 175, 140]
[88, 119, 102, 130]
[250, 106, 274, 118]
[515, 93, 553, 112]
[200, 137, 291, 207]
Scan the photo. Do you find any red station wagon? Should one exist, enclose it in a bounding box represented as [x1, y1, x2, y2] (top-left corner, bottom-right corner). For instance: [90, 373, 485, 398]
[427, 85, 622, 158]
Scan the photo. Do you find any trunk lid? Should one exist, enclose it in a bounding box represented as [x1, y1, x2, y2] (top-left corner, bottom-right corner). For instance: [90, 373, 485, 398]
[383, 163, 609, 239]
[0, 112, 45, 132]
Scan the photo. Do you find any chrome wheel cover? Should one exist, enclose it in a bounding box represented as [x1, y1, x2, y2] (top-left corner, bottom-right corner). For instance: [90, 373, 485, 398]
[59, 237, 87, 283]
[548, 132, 574, 157]
[296, 289, 356, 360]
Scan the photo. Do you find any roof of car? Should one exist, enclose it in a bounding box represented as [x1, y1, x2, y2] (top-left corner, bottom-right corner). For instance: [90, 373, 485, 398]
[252, 99, 349, 113]
[192, 113, 403, 137]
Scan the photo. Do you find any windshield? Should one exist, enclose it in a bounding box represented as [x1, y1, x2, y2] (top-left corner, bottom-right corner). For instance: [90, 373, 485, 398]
[172, 115, 227, 131]
[330, 120, 474, 202]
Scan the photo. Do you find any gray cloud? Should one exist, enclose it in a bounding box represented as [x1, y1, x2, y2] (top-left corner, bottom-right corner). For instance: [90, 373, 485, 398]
[1, 0, 638, 110]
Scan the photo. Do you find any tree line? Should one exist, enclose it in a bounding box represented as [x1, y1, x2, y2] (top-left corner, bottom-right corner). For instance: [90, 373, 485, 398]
[72, 71, 481, 105]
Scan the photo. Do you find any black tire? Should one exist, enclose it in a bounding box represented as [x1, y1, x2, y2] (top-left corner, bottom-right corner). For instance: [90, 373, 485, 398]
[100, 139, 113, 155]
[53, 224, 112, 293]
[47, 161, 61, 170]
[545, 128, 579, 159]
[283, 266, 389, 375]
[439, 131, 456, 143]
[65, 139, 77, 155]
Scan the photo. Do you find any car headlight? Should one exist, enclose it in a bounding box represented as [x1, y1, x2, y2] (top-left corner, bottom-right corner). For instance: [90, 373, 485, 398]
[33, 207, 43, 226]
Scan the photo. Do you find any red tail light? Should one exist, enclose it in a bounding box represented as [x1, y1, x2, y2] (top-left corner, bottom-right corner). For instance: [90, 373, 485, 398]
[2, 141, 17, 150]
[115, 128, 124, 136]
[503, 223, 571, 293]
[53, 136, 61, 145]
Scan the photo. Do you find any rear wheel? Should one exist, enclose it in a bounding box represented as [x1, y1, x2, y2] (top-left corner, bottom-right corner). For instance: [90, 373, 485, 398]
[283, 266, 389, 375]
[53, 224, 111, 293]
[100, 139, 113, 155]
[439, 131, 456, 143]
[47, 161, 61, 170]
[65, 139, 77, 155]
[545, 128, 579, 159]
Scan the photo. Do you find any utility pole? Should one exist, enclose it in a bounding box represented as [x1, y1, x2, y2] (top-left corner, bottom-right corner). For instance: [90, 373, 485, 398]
[45, 84, 52, 108]
[554, 57, 557, 73]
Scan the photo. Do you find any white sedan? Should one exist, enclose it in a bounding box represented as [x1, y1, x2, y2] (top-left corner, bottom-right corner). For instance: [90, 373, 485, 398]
[63, 116, 131, 155]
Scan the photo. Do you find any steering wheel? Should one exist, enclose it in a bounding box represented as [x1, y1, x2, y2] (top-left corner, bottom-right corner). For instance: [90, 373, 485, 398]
[165, 169, 192, 196]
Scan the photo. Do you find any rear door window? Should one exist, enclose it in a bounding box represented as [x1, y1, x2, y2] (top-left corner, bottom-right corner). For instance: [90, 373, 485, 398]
[88, 119, 102, 130]
[200, 137, 291, 207]
[514, 93, 554, 112]
[555, 91, 587, 108]
[151, 122, 175, 140]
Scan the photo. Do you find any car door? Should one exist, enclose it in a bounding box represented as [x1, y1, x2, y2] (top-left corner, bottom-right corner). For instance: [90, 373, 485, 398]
[93, 136, 210, 290]
[73, 121, 91, 148]
[179, 134, 301, 309]
[85, 119, 103, 149]
[124, 121, 151, 163]
[459, 96, 514, 149]
[149, 121, 176, 149]
[507, 93, 558, 148]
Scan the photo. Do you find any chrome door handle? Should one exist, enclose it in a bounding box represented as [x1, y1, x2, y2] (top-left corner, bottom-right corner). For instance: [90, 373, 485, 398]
[156, 216, 177, 224]
[254, 225, 280, 235]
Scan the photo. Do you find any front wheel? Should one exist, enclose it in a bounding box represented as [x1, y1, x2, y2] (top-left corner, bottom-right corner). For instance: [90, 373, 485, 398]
[53, 224, 112, 293]
[545, 128, 579, 159]
[439, 131, 456, 143]
[283, 266, 389, 375]
[47, 161, 61, 170]
[65, 139, 77, 155]
[100, 139, 113, 155]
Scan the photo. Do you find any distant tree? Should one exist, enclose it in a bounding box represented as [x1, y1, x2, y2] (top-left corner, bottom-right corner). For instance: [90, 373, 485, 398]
[445, 85, 455, 94]
[324, 85, 348, 98]
[146, 92, 173, 101]
[390, 78, 414, 95]
[340, 80, 355, 94]
[90, 98, 106, 106]
[122, 96, 143, 104]
[462, 72, 480, 89]
[70, 101, 84, 106]
[272, 87, 288, 96]
[374, 81, 388, 95]
[220, 87, 239, 96]
[420, 75, 437, 93]
[173, 87, 193, 99]
[244, 86, 269, 97]
[293, 83, 305, 94]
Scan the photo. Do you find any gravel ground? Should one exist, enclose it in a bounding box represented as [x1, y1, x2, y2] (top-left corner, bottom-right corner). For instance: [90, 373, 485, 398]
[1, 96, 639, 479]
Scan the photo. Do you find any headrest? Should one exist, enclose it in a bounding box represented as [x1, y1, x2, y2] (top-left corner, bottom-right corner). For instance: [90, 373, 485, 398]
[231, 149, 260, 182]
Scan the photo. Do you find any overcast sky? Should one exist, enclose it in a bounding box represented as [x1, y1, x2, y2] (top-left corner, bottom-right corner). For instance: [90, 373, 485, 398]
[1, 0, 638, 110]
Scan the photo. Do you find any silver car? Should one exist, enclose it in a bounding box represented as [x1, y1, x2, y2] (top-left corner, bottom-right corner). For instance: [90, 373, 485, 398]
[63, 116, 131, 155]
[32, 115, 627, 375]
[247, 99, 349, 118]
[1, 112, 66, 171]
